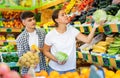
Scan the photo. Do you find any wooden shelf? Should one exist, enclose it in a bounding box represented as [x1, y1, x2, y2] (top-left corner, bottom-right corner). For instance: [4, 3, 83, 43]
[39, 0, 65, 10]
[0, 40, 16, 45]
[0, 28, 22, 32]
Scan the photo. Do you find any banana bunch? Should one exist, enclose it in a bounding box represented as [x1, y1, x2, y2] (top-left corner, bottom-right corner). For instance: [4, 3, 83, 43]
[65, 0, 76, 13]
[30, 44, 40, 52]
[17, 51, 40, 68]
[105, 36, 114, 43]
[92, 41, 110, 53]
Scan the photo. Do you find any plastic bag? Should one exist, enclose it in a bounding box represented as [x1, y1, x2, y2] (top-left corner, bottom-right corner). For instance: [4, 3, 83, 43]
[27, 66, 36, 78]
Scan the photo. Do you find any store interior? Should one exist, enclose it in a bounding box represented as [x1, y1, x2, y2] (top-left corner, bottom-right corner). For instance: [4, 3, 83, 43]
[0, 0, 120, 78]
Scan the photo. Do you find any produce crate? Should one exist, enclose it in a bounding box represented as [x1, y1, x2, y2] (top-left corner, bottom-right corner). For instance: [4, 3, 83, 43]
[7, 62, 20, 73]
[2, 52, 19, 63]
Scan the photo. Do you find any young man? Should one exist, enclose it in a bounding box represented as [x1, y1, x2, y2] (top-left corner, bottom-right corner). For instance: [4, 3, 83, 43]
[16, 11, 48, 75]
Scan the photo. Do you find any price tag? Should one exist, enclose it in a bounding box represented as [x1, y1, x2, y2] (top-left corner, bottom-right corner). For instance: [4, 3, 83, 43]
[10, 66, 20, 73]
[83, 26, 89, 34]
[6, 28, 12, 33]
[4, 42, 8, 46]
[102, 57, 110, 66]
[116, 60, 120, 69]
[95, 28, 100, 34]
[82, 53, 88, 60]
[91, 55, 98, 63]
[103, 24, 112, 35]
[117, 24, 120, 33]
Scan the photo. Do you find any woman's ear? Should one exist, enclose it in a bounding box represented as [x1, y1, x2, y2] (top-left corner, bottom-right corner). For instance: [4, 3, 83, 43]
[55, 18, 59, 23]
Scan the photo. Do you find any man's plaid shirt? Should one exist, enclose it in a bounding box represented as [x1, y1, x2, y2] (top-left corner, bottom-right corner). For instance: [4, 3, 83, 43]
[16, 28, 48, 75]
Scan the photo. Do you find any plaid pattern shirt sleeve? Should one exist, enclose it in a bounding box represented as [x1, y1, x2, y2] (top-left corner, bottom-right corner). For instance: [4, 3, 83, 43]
[16, 28, 48, 75]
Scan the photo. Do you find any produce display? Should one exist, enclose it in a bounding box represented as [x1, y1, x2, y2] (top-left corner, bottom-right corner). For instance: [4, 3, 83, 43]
[2, 53, 19, 63]
[0, 44, 16, 52]
[2, 11, 23, 29]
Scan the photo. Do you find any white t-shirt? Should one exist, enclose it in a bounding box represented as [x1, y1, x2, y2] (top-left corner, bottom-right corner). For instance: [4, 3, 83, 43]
[45, 25, 80, 71]
[28, 30, 40, 72]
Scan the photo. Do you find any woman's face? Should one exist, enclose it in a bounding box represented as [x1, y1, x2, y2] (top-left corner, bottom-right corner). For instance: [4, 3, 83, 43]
[56, 10, 70, 24]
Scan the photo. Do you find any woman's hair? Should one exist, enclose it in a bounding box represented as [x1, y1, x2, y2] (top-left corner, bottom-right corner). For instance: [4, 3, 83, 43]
[20, 11, 35, 20]
[52, 9, 61, 27]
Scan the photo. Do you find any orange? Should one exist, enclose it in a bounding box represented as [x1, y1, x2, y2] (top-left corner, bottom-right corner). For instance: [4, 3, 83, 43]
[116, 70, 120, 75]
[49, 71, 60, 77]
[35, 70, 48, 77]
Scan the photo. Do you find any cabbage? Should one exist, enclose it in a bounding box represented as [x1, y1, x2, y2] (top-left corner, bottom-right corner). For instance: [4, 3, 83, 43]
[55, 51, 68, 62]
[93, 9, 107, 23]
[106, 15, 114, 23]
[111, 16, 119, 23]
[116, 10, 120, 20]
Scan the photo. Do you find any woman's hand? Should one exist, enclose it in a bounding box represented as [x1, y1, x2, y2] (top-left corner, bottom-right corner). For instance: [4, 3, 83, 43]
[94, 20, 105, 28]
[57, 60, 66, 65]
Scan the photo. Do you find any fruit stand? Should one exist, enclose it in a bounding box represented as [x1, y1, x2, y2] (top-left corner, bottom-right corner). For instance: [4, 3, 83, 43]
[0, 0, 120, 78]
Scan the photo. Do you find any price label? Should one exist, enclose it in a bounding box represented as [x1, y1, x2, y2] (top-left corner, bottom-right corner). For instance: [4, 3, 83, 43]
[103, 24, 112, 35]
[116, 60, 120, 69]
[83, 26, 89, 34]
[95, 28, 100, 34]
[4, 42, 8, 46]
[82, 53, 88, 60]
[91, 55, 98, 63]
[102, 57, 110, 66]
[117, 24, 120, 33]
[7, 28, 12, 33]
[10, 66, 20, 73]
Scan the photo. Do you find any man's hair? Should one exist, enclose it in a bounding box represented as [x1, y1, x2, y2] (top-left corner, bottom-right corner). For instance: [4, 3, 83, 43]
[20, 11, 35, 20]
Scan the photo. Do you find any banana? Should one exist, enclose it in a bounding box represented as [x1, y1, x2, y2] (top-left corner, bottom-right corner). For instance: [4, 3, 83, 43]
[96, 41, 109, 47]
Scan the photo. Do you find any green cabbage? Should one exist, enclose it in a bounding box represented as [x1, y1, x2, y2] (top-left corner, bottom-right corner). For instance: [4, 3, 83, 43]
[116, 10, 120, 20]
[106, 15, 114, 22]
[55, 51, 68, 62]
[93, 9, 107, 23]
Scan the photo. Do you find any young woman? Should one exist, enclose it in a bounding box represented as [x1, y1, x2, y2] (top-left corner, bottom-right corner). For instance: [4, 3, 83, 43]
[43, 9, 102, 74]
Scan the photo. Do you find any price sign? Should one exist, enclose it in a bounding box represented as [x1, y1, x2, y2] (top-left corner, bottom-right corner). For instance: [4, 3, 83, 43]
[91, 55, 98, 63]
[102, 57, 110, 66]
[82, 53, 88, 60]
[116, 60, 120, 69]
[4, 42, 8, 46]
[7, 28, 12, 33]
[95, 28, 100, 34]
[117, 24, 120, 33]
[83, 26, 89, 34]
[103, 24, 112, 35]
[10, 66, 20, 73]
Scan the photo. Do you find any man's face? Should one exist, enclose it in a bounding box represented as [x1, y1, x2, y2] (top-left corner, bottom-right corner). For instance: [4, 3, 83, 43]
[22, 17, 36, 29]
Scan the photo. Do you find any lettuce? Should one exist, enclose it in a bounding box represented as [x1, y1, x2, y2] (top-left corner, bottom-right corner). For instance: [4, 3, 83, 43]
[93, 9, 107, 23]
[55, 51, 68, 62]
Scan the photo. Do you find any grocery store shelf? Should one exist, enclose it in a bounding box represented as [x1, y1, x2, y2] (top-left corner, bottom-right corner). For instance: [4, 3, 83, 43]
[0, 40, 16, 45]
[0, 28, 23, 32]
[78, 51, 120, 69]
[79, 24, 120, 34]
[39, 0, 65, 10]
